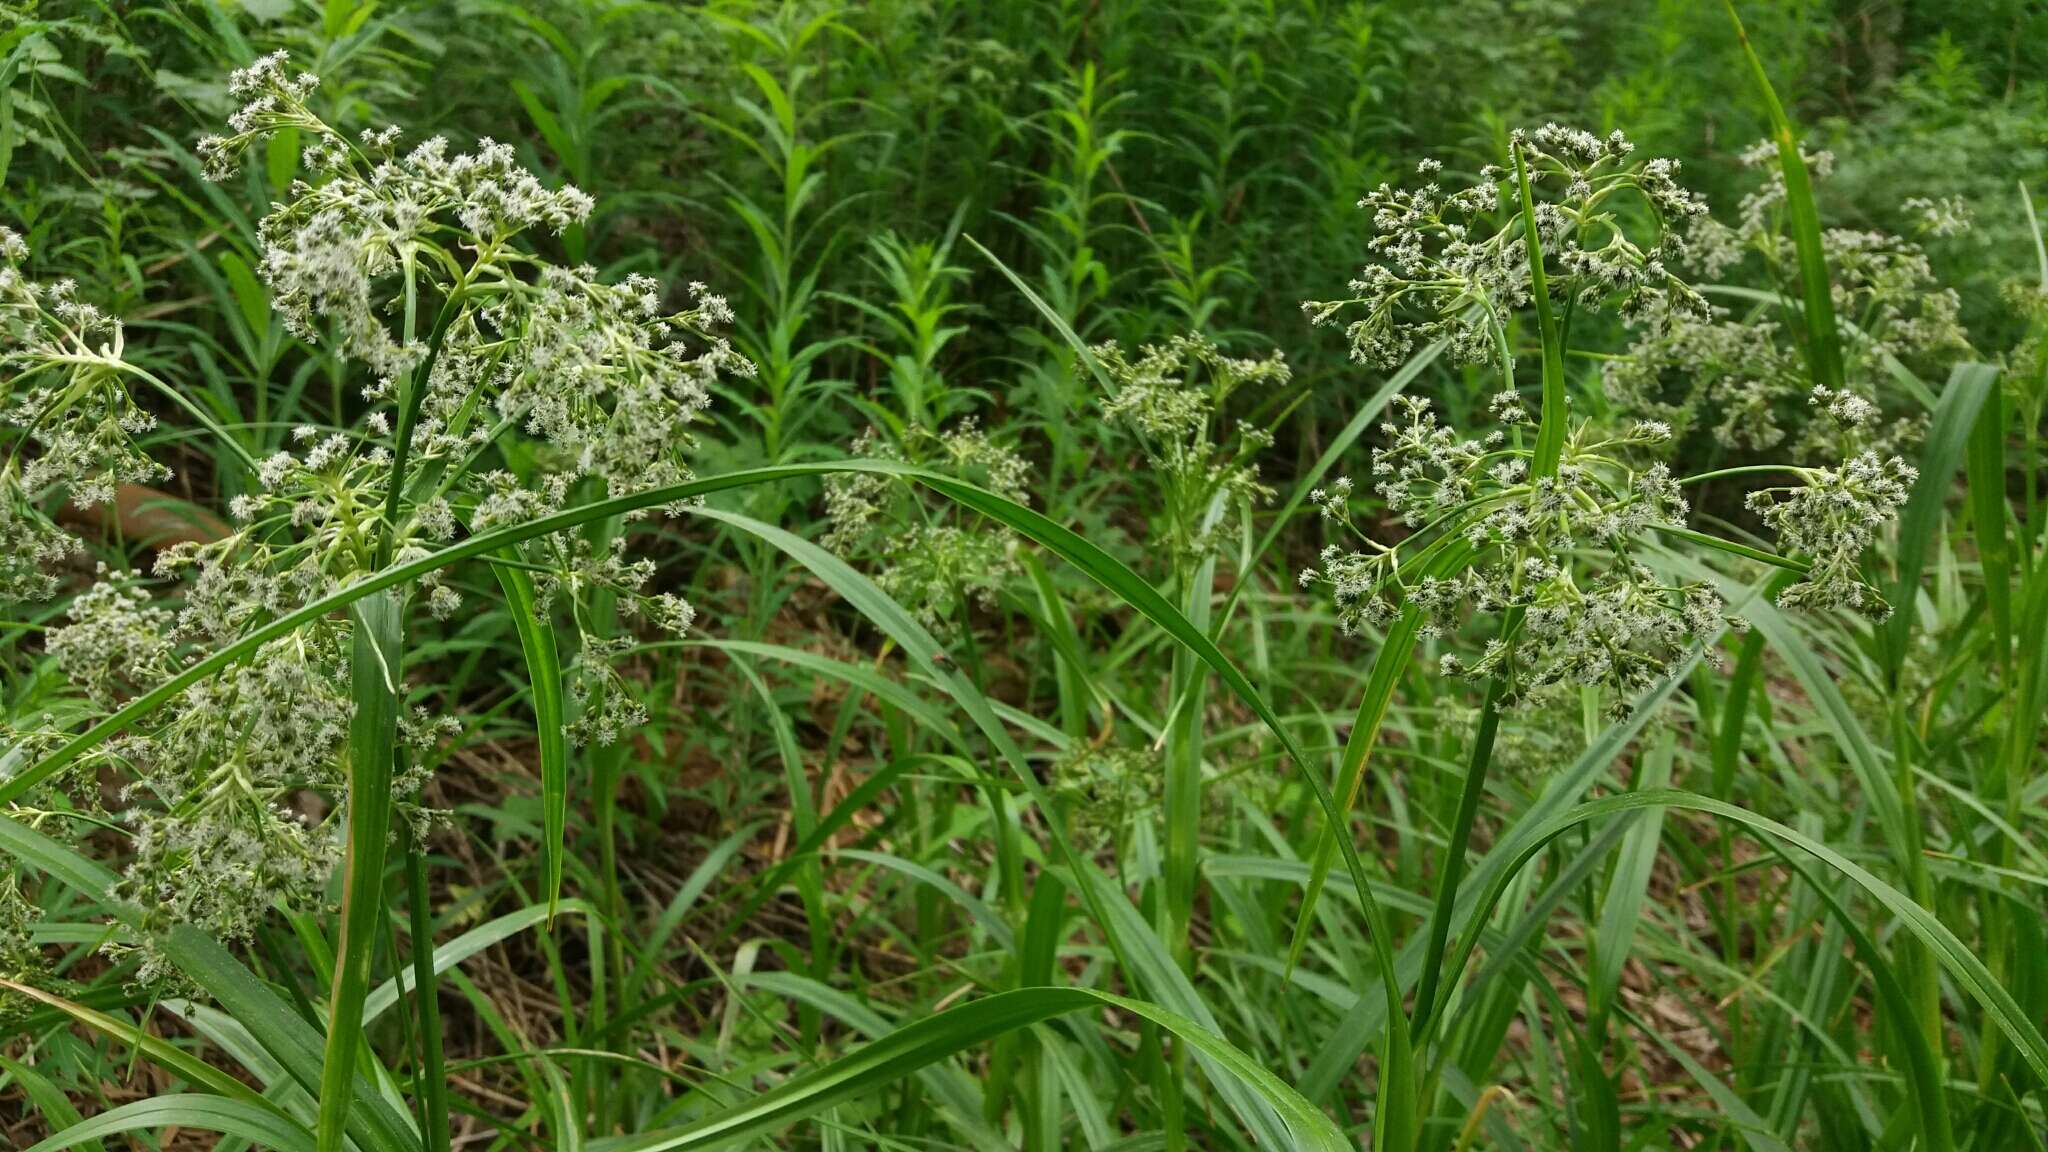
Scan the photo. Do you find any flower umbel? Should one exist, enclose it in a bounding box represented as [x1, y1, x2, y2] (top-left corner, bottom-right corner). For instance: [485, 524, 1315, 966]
[1745, 387, 1918, 620]
[1303, 125, 1709, 370]
[1301, 396, 1729, 711]
[1608, 144, 1967, 455]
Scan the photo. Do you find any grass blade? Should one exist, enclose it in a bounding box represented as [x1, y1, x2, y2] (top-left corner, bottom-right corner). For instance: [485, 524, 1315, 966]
[1514, 138, 1568, 476]
[1286, 608, 1421, 974]
[22, 1096, 316, 1152]
[1726, 0, 1844, 394]
[1774, 853, 1953, 1152]
[599, 987, 1347, 1152]
[366, 898, 600, 1023]
[0, 980, 279, 1112]
[1588, 728, 1674, 1037]
[1882, 364, 1997, 675]
[1, 766, 418, 1152]
[1446, 788, 2048, 1090]
[1968, 382, 2014, 668]
[0, 1055, 97, 1152]
[895, 473, 1408, 996]
[961, 234, 1115, 396]
[683, 504, 1298, 1148]
[490, 554, 569, 918]
[320, 590, 405, 1152]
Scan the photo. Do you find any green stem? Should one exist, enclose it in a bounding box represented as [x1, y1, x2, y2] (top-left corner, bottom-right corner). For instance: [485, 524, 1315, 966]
[591, 742, 627, 1133]
[1677, 464, 1808, 487]
[111, 361, 261, 476]
[1410, 670, 1509, 1045]
[403, 824, 452, 1152]
[1889, 704, 1946, 1068]
[377, 285, 468, 570]
[1651, 523, 1810, 573]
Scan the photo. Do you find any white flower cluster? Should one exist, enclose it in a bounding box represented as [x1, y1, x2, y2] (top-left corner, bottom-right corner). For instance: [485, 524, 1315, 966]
[1602, 312, 1808, 450]
[1301, 396, 1724, 711]
[1612, 145, 1968, 455]
[1745, 387, 1918, 620]
[45, 567, 175, 706]
[117, 800, 338, 964]
[0, 226, 167, 516]
[0, 868, 41, 1011]
[202, 51, 744, 509]
[3, 52, 745, 960]
[825, 419, 1033, 633]
[1303, 125, 1709, 370]
[187, 50, 735, 709]
[1902, 195, 1971, 238]
[248, 132, 598, 380]
[1094, 332, 1289, 564]
[565, 633, 650, 748]
[504, 269, 745, 502]
[195, 51, 323, 181]
[46, 575, 355, 948]
[0, 480, 81, 602]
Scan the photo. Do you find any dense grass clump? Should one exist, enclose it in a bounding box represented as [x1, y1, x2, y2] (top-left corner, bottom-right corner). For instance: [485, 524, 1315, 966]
[2, 3, 2046, 1150]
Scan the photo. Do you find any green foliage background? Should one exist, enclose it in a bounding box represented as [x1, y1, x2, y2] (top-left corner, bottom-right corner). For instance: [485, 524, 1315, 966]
[2, 2, 2046, 1151]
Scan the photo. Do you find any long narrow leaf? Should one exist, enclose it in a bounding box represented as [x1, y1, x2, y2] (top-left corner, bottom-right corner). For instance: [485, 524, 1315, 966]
[489, 555, 569, 917]
[319, 591, 405, 1152]
[1726, 1, 1843, 394]
[597, 987, 1346, 1152]
[23, 1096, 316, 1152]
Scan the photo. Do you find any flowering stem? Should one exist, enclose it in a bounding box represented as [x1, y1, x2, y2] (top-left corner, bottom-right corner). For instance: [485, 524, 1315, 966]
[102, 360, 262, 476]
[1410, 632, 1512, 1050]
[319, 591, 403, 1152]
[1677, 464, 1811, 487]
[376, 283, 469, 570]
[1650, 523, 1810, 573]
[1400, 139, 1575, 1081]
